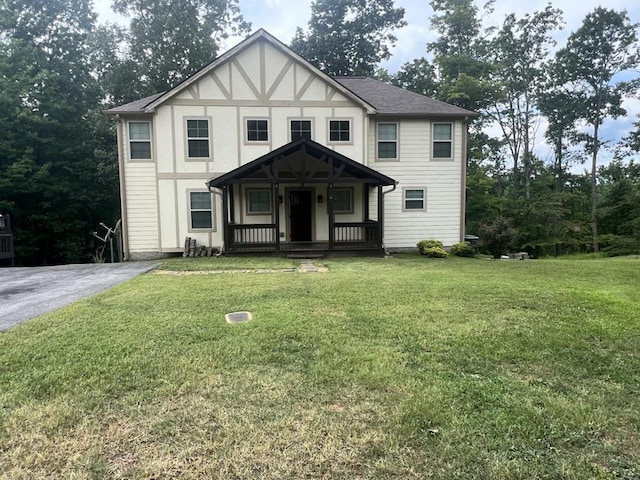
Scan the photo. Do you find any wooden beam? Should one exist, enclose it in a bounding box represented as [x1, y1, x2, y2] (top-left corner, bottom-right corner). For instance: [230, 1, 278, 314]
[273, 182, 280, 251]
[222, 186, 230, 249]
[377, 186, 384, 249]
[328, 183, 335, 250]
[229, 184, 235, 224]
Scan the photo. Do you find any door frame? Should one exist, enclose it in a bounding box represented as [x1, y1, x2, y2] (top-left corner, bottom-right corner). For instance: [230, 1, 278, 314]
[285, 187, 316, 242]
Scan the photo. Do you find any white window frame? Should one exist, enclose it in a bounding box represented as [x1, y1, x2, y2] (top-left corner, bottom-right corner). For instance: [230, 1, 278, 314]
[246, 188, 272, 215]
[128, 121, 152, 161]
[289, 118, 313, 141]
[328, 119, 352, 144]
[376, 122, 398, 160]
[245, 118, 269, 144]
[188, 190, 214, 231]
[432, 122, 453, 160]
[185, 118, 211, 160]
[331, 187, 354, 214]
[402, 188, 426, 212]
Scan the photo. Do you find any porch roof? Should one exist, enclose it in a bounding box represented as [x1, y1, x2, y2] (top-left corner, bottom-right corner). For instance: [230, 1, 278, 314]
[207, 137, 397, 188]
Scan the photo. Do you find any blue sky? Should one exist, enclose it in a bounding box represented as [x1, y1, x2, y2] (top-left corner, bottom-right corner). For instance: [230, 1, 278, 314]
[94, 0, 640, 167]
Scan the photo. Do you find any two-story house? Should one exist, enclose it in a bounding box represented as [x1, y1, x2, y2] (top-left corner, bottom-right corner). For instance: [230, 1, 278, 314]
[106, 29, 476, 260]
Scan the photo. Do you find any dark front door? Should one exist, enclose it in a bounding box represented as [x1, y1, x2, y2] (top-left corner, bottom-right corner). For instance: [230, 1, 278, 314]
[289, 190, 312, 242]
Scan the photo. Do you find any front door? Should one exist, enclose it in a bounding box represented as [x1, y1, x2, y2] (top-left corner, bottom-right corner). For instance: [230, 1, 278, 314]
[289, 190, 312, 242]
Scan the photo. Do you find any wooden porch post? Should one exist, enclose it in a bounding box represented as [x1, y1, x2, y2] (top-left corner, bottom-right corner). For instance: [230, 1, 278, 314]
[377, 185, 384, 249]
[273, 182, 280, 251]
[228, 184, 235, 224]
[363, 184, 370, 221]
[328, 182, 335, 250]
[222, 186, 229, 249]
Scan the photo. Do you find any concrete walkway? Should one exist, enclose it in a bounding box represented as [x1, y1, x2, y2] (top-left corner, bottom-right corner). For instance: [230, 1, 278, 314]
[0, 263, 158, 332]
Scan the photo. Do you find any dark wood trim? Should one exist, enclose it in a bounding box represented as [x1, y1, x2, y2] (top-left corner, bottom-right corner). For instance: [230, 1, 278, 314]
[274, 182, 280, 251]
[328, 183, 335, 249]
[229, 184, 235, 223]
[377, 186, 384, 248]
[222, 186, 229, 249]
[363, 184, 370, 221]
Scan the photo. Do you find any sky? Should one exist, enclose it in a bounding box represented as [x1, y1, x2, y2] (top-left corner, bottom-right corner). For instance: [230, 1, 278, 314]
[93, 0, 640, 167]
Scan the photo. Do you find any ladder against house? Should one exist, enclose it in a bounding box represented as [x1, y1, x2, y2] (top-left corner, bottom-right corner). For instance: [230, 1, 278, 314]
[0, 214, 15, 266]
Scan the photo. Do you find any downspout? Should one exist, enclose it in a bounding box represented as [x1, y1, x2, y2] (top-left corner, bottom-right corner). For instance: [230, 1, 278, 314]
[208, 184, 225, 256]
[381, 181, 398, 254]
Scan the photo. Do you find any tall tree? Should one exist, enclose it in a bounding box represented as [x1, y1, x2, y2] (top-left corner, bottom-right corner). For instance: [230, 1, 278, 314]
[485, 5, 563, 198]
[290, 0, 406, 76]
[550, 7, 639, 252]
[0, 0, 116, 264]
[112, 0, 250, 96]
[392, 58, 439, 97]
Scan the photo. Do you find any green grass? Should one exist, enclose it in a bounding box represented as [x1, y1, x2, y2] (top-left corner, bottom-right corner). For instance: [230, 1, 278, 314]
[1, 255, 639, 479]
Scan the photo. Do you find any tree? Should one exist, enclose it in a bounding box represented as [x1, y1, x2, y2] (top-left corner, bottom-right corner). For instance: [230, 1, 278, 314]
[290, 0, 406, 76]
[392, 58, 439, 97]
[550, 8, 640, 252]
[112, 0, 250, 96]
[485, 6, 563, 199]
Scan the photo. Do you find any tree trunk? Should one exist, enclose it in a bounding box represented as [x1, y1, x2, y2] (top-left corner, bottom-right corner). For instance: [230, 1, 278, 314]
[591, 123, 599, 253]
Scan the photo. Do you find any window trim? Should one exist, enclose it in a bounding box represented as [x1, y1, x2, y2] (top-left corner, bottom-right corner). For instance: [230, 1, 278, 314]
[327, 118, 353, 145]
[188, 189, 215, 231]
[288, 118, 313, 142]
[432, 122, 454, 160]
[245, 117, 270, 144]
[331, 187, 354, 214]
[376, 122, 399, 161]
[402, 187, 426, 212]
[127, 121, 152, 161]
[245, 188, 272, 215]
[185, 117, 211, 160]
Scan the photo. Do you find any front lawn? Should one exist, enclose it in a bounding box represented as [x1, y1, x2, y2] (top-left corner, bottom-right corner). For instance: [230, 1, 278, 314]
[1, 255, 638, 479]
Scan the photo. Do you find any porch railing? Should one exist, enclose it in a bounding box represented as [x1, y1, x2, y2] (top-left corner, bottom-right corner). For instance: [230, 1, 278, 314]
[228, 223, 277, 251]
[333, 221, 380, 248]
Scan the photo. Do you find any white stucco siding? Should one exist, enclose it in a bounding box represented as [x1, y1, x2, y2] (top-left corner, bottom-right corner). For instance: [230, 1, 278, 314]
[124, 163, 159, 252]
[155, 107, 174, 174]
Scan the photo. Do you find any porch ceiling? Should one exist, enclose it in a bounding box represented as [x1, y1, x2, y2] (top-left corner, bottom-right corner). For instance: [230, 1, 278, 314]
[207, 137, 396, 188]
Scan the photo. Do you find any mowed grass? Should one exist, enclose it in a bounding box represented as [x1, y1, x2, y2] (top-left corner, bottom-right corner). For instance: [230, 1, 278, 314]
[1, 255, 639, 479]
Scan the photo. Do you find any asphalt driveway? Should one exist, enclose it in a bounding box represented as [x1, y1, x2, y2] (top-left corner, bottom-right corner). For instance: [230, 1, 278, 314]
[0, 263, 158, 332]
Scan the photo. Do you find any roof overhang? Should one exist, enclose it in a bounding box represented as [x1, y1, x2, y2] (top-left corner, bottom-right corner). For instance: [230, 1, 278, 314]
[207, 138, 396, 188]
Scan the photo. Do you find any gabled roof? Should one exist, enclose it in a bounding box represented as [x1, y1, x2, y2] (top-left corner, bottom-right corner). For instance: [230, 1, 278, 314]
[207, 137, 396, 188]
[334, 77, 477, 117]
[142, 29, 375, 114]
[105, 29, 477, 119]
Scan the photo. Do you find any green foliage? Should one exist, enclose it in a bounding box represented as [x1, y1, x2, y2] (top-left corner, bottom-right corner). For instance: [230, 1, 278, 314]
[450, 241, 475, 257]
[290, 0, 406, 76]
[417, 239, 448, 257]
[479, 216, 518, 259]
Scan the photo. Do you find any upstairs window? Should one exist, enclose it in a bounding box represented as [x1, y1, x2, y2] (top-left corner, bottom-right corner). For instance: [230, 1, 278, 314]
[433, 123, 453, 159]
[247, 119, 269, 142]
[329, 120, 350, 142]
[187, 119, 210, 158]
[128, 122, 151, 160]
[290, 120, 312, 141]
[189, 191, 213, 229]
[377, 123, 397, 159]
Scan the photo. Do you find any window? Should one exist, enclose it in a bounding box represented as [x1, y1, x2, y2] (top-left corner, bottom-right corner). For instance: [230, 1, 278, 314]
[433, 123, 453, 159]
[246, 119, 269, 142]
[247, 189, 271, 214]
[129, 122, 151, 159]
[329, 120, 350, 142]
[290, 120, 312, 141]
[404, 188, 425, 211]
[189, 191, 213, 229]
[187, 119, 210, 158]
[332, 188, 353, 213]
[377, 123, 397, 159]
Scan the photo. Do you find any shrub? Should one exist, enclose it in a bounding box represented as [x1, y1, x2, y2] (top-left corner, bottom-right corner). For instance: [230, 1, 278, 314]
[479, 216, 518, 259]
[417, 239, 448, 258]
[451, 241, 475, 257]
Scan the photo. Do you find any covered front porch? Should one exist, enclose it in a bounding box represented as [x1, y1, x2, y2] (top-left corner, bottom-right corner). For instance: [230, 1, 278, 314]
[207, 138, 396, 255]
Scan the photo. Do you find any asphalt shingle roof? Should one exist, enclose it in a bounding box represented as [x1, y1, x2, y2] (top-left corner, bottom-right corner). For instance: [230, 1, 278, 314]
[333, 76, 476, 117]
[104, 93, 165, 115]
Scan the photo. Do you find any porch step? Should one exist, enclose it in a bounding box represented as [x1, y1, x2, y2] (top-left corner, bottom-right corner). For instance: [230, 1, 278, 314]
[286, 252, 325, 259]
